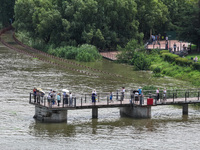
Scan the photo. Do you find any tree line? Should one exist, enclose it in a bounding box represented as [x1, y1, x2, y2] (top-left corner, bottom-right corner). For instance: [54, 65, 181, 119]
[0, 0, 199, 50]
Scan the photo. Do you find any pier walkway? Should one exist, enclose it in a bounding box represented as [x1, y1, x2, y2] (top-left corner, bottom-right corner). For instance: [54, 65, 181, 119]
[30, 89, 200, 109]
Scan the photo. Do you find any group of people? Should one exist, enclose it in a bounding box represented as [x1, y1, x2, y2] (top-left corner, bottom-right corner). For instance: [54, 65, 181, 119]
[33, 88, 73, 107]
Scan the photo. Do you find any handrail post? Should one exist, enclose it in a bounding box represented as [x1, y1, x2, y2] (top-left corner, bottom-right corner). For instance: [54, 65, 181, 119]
[85, 94, 86, 103]
[107, 96, 109, 105]
[198, 92, 200, 100]
[173, 93, 174, 103]
[98, 94, 100, 102]
[116, 90, 118, 100]
[63, 97, 64, 108]
[185, 92, 187, 102]
[29, 93, 32, 103]
[74, 97, 76, 107]
[81, 97, 83, 107]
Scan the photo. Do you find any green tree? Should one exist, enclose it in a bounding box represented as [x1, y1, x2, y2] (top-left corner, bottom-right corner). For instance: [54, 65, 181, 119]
[135, 0, 169, 40]
[177, 0, 200, 51]
[0, 0, 15, 27]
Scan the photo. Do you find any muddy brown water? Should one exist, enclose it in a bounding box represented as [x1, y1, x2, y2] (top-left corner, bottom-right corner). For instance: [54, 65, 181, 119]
[1, 39, 200, 149]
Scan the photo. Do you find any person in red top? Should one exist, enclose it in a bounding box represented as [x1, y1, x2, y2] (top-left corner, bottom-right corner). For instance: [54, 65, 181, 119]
[33, 88, 36, 102]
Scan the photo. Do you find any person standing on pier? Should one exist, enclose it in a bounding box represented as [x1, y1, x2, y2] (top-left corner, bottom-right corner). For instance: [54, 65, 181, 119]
[163, 88, 167, 102]
[110, 92, 113, 103]
[57, 93, 61, 106]
[92, 89, 97, 105]
[69, 92, 73, 106]
[33, 88, 36, 103]
[156, 88, 160, 102]
[121, 87, 125, 101]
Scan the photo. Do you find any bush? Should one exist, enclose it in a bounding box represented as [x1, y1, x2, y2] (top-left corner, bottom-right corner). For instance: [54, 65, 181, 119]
[153, 67, 161, 74]
[161, 53, 179, 62]
[193, 62, 200, 71]
[133, 53, 151, 70]
[48, 44, 101, 62]
[160, 50, 169, 54]
[75, 44, 102, 62]
[175, 57, 193, 66]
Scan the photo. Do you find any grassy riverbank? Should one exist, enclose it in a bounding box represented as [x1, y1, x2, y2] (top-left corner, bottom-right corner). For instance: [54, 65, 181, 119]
[148, 50, 200, 86]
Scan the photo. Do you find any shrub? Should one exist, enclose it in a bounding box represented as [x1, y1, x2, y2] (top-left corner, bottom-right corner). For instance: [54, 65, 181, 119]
[75, 44, 102, 62]
[193, 62, 200, 71]
[174, 57, 192, 66]
[133, 53, 151, 70]
[160, 50, 169, 54]
[161, 53, 179, 62]
[153, 67, 161, 74]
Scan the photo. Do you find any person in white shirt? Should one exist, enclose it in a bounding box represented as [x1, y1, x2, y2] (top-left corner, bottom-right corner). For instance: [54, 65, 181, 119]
[156, 88, 159, 101]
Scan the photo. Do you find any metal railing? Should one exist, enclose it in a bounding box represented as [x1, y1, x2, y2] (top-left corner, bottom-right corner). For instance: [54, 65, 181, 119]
[29, 89, 200, 108]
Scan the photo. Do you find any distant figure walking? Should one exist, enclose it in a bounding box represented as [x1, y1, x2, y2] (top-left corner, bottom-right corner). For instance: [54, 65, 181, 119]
[173, 43, 177, 52]
[194, 56, 198, 62]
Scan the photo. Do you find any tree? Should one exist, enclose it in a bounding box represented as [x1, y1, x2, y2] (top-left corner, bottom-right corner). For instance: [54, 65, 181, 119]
[0, 0, 15, 27]
[135, 0, 169, 40]
[177, 0, 200, 51]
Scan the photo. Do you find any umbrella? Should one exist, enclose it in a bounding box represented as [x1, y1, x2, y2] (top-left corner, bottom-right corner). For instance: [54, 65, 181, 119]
[36, 87, 45, 93]
[62, 89, 69, 93]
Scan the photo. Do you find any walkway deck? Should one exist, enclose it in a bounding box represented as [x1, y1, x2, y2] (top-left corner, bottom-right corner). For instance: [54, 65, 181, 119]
[100, 51, 119, 61]
[147, 40, 190, 51]
[29, 89, 200, 110]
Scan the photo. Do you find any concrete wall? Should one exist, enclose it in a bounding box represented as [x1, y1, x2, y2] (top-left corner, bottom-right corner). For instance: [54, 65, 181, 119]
[34, 105, 68, 123]
[120, 106, 151, 119]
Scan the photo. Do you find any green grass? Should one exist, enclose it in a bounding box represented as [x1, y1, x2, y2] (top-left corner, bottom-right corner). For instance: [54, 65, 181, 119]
[186, 54, 200, 60]
[147, 51, 200, 86]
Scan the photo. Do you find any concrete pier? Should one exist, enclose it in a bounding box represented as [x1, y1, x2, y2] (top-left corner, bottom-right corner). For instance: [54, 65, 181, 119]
[33, 105, 68, 122]
[120, 106, 151, 119]
[92, 107, 98, 118]
[182, 104, 188, 115]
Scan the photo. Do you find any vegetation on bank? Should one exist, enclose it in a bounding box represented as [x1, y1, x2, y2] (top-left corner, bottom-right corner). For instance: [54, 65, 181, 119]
[117, 42, 200, 86]
[1, 0, 199, 50]
[48, 44, 102, 62]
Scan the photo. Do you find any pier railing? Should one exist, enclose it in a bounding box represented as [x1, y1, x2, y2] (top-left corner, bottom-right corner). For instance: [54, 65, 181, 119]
[29, 89, 200, 108]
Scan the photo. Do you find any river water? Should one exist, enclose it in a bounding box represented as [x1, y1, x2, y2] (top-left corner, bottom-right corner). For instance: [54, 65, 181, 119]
[1, 42, 200, 150]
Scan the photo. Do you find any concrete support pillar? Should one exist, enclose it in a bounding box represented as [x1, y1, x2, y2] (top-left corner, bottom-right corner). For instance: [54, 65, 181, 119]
[92, 107, 98, 119]
[120, 106, 151, 119]
[34, 105, 68, 122]
[182, 104, 188, 115]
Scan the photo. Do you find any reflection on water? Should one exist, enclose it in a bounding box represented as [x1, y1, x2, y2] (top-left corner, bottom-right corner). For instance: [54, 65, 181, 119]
[1, 42, 200, 149]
